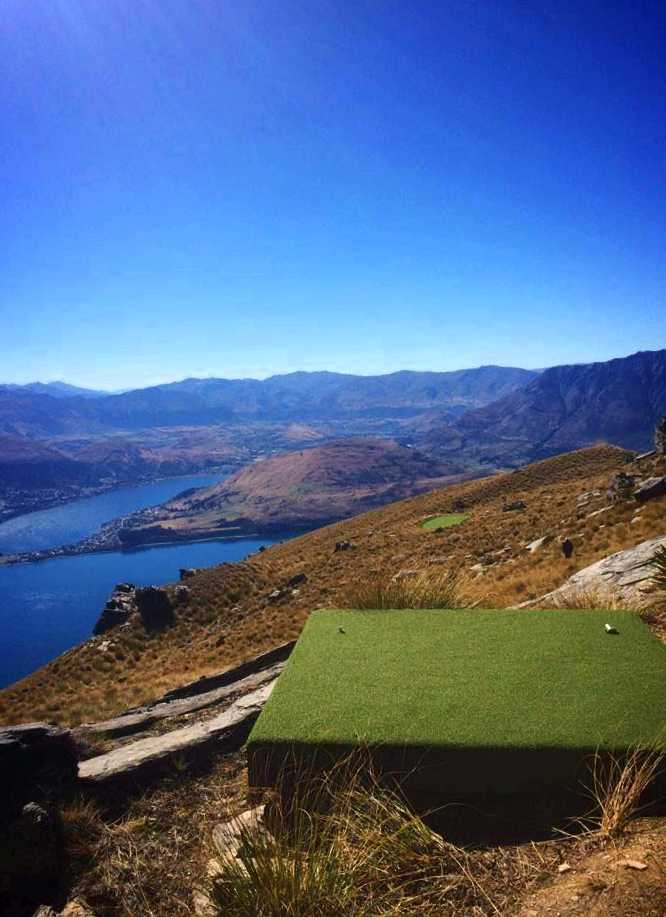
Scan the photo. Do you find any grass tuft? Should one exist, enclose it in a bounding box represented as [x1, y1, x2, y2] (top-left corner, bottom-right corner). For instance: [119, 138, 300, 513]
[581, 745, 665, 838]
[208, 755, 502, 916]
[342, 569, 475, 610]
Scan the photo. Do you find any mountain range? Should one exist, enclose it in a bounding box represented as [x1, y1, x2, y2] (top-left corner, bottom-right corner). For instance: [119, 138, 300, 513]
[0, 365, 537, 436]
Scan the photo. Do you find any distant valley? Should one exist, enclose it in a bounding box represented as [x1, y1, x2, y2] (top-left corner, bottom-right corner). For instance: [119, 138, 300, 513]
[1, 350, 665, 535]
[0, 365, 535, 523]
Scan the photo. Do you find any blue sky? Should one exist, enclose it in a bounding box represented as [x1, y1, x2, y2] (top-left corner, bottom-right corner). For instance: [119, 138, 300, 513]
[1, 1, 665, 390]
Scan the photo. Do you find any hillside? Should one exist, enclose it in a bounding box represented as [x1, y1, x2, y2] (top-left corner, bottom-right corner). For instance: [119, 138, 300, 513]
[111, 438, 467, 545]
[0, 432, 243, 524]
[422, 349, 666, 464]
[3, 443, 665, 917]
[3, 442, 664, 728]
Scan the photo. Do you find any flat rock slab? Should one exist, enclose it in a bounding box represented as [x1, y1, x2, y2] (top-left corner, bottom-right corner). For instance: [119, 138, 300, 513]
[76, 662, 286, 739]
[522, 534, 666, 608]
[159, 641, 295, 703]
[634, 476, 666, 503]
[79, 682, 275, 784]
[212, 805, 266, 865]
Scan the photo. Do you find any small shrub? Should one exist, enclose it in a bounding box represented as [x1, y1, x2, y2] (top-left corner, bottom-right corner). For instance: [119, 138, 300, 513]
[650, 546, 666, 595]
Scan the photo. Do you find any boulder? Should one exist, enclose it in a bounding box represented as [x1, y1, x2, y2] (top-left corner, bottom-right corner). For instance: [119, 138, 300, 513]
[634, 476, 666, 503]
[212, 805, 265, 867]
[503, 500, 526, 512]
[334, 540, 356, 552]
[174, 584, 191, 603]
[523, 534, 666, 608]
[179, 567, 199, 580]
[0, 723, 78, 816]
[527, 535, 553, 553]
[135, 586, 175, 630]
[0, 802, 62, 907]
[286, 572, 307, 588]
[607, 472, 636, 503]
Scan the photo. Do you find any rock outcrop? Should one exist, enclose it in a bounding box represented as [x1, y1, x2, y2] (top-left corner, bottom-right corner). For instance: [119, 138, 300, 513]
[634, 476, 666, 503]
[135, 586, 175, 630]
[0, 723, 78, 815]
[79, 682, 274, 784]
[524, 534, 666, 607]
[93, 583, 136, 634]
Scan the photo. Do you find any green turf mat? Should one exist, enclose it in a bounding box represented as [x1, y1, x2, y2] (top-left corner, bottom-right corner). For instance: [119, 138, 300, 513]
[420, 513, 469, 530]
[248, 608, 666, 795]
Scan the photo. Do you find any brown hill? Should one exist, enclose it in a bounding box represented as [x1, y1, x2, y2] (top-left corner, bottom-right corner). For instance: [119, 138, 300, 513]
[4, 442, 665, 728]
[116, 438, 468, 544]
[0, 435, 95, 488]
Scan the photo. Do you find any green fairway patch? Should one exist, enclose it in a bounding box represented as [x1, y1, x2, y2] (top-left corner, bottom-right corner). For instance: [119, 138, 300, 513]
[420, 513, 469, 530]
[248, 609, 666, 797]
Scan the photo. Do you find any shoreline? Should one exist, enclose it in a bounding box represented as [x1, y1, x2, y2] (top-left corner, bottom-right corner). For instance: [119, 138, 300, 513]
[0, 524, 314, 567]
[0, 464, 238, 529]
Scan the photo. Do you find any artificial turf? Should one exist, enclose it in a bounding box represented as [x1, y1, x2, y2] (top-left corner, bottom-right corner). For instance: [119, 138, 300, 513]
[248, 609, 666, 796]
[420, 513, 469, 530]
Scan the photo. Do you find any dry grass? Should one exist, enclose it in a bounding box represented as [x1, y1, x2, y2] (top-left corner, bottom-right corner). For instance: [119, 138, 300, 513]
[208, 756, 551, 917]
[650, 545, 666, 595]
[59, 754, 249, 916]
[342, 569, 476, 610]
[581, 746, 666, 838]
[548, 587, 648, 612]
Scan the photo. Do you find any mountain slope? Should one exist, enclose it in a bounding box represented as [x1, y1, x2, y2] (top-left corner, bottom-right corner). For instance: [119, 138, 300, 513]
[0, 436, 95, 488]
[6, 442, 666, 727]
[422, 349, 666, 464]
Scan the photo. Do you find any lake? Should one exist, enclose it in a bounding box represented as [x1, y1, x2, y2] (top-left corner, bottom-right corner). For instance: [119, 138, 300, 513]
[0, 475, 291, 688]
[0, 472, 230, 555]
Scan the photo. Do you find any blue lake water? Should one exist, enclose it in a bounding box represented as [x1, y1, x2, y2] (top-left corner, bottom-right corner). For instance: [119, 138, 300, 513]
[0, 472, 229, 555]
[0, 475, 290, 688]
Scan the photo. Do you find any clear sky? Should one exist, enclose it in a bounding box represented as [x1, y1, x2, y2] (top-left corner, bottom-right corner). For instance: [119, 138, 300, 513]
[1, 1, 665, 390]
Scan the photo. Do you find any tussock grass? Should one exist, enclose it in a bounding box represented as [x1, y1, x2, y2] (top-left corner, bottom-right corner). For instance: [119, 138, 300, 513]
[548, 587, 647, 612]
[342, 569, 475, 610]
[209, 757, 506, 916]
[581, 745, 666, 838]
